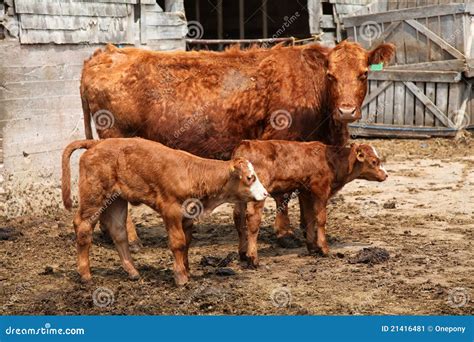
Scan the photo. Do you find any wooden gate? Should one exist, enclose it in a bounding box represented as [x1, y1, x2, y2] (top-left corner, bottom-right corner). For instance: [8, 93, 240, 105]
[343, 2, 474, 137]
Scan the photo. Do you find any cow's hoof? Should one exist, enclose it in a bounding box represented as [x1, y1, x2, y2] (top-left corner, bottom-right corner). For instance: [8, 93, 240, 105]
[129, 240, 143, 253]
[79, 274, 92, 284]
[277, 235, 303, 249]
[246, 258, 259, 269]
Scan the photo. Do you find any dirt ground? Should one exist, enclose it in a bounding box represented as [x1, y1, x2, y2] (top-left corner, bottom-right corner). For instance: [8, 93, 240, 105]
[1, 137, 473, 315]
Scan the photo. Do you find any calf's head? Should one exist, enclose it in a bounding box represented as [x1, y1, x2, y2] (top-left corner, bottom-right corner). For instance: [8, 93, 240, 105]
[326, 41, 395, 123]
[352, 144, 388, 182]
[226, 158, 268, 202]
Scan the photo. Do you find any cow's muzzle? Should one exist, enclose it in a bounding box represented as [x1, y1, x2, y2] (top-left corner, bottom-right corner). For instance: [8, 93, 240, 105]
[337, 106, 361, 122]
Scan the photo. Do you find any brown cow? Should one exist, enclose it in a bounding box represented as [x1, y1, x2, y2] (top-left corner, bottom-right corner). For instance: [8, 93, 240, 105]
[232, 140, 388, 267]
[80, 41, 395, 248]
[61, 138, 268, 285]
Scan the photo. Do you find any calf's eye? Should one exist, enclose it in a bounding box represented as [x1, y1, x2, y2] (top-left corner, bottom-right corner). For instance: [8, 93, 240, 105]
[247, 175, 255, 182]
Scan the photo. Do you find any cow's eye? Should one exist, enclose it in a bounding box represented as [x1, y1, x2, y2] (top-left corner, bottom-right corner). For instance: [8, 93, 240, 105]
[359, 71, 368, 81]
[247, 175, 255, 182]
[372, 160, 378, 167]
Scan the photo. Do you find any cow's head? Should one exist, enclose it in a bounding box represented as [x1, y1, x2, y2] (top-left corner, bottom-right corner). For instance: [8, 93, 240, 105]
[326, 41, 395, 123]
[226, 158, 268, 202]
[352, 144, 388, 182]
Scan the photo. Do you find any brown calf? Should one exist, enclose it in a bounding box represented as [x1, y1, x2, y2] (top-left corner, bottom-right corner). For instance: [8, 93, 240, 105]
[62, 138, 268, 285]
[232, 140, 388, 267]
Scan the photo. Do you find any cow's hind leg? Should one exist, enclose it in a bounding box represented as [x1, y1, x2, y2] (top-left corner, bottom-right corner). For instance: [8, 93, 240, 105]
[100, 198, 139, 280]
[273, 193, 302, 248]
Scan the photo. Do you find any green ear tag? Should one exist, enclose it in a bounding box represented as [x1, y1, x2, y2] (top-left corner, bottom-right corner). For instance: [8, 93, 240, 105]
[370, 63, 384, 71]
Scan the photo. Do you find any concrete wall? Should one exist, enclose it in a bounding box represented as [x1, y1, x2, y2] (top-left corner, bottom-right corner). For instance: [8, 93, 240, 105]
[0, 40, 97, 219]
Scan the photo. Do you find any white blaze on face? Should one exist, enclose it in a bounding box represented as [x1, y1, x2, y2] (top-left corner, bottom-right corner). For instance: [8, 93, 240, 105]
[371, 146, 388, 176]
[247, 161, 268, 201]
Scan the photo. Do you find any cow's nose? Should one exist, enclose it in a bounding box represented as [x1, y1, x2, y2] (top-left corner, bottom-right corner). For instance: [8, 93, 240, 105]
[338, 106, 357, 117]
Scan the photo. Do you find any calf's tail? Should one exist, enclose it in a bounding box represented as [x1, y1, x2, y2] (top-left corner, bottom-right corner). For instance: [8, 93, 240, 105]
[62, 140, 98, 210]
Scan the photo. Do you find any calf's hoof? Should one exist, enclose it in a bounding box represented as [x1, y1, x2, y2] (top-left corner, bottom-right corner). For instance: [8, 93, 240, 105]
[246, 257, 259, 269]
[174, 273, 189, 287]
[239, 252, 249, 262]
[79, 273, 92, 283]
[128, 272, 140, 281]
[277, 235, 303, 249]
[129, 239, 143, 253]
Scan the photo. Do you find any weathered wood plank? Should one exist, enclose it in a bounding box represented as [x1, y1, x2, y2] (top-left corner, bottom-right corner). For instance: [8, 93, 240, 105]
[19, 14, 129, 31]
[369, 70, 462, 83]
[343, 3, 467, 27]
[14, 1, 131, 17]
[384, 82, 394, 124]
[405, 80, 415, 125]
[348, 124, 457, 138]
[145, 25, 187, 40]
[368, 21, 401, 50]
[308, 0, 321, 34]
[376, 81, 385, 124]
[19, 28, 134, 44]
[415, 82, 425, 126]
[386, 59, 466, 71]
[393, 81, 405, 125]
[405, 19, 465, 60]
[448, 82, 462, 125]
[435, 83, 448, 127]
[368, 80, 377, 122]
[424, 82, 436, 126]
[404, 81, 454, 127]
[145, 11, 186, 26]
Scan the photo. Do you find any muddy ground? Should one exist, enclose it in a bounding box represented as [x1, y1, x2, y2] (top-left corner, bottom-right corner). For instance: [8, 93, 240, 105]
[1, 137, 473, 315]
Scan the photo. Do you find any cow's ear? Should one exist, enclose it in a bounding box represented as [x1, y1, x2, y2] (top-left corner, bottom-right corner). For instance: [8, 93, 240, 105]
[229, 158, 244, 178]
[368, 43, 396, 65]
[356, 148, 365, 162]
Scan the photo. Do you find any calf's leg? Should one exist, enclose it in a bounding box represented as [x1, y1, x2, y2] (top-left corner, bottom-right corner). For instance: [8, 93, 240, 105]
[163, 210, 189, 286]
[233, 202, 248, 261]
[246, 201, 265, 268]
[274, 193, 302, 248]
[98, 207, 142, 252]
[311, 199, 330, 256]
[74, 213, 94, 282]
[182, 218, 194, 272]
[100, 198, 139, 280]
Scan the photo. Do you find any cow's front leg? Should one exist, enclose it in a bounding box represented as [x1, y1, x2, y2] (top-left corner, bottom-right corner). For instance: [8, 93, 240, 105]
[273, 193, 301, 248]
[246, 200, 265, 268]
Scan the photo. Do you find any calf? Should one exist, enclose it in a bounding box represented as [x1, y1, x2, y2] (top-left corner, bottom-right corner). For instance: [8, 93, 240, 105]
[232, 141, 388, 267]
[62, 138, 268, 285]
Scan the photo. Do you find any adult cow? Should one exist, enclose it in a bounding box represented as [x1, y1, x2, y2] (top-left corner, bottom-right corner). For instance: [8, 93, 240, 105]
[80, 41, 395, 250]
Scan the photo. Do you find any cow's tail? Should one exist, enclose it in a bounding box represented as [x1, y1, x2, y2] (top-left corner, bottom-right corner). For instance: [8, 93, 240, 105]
[81, 96, 93, 140]
[62, 140, 98, 210]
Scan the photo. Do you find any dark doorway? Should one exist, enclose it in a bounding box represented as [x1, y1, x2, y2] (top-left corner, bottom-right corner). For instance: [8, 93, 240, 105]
[184, 0, 310, 50]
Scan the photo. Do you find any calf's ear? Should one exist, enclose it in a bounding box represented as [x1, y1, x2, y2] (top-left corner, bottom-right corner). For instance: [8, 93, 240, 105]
[356, 148, 365, 162]
[368, 43, 396, 66]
